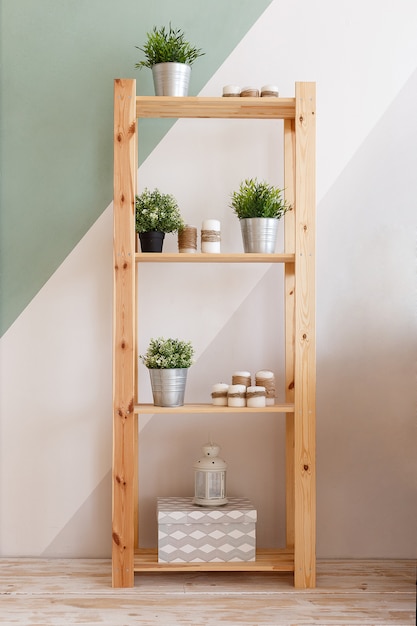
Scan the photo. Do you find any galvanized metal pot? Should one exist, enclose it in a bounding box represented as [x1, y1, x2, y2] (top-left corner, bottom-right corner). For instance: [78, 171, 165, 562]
[151, 62, 191, 96]
[149, 368, 188, 407]
[240, 218, 279, 253]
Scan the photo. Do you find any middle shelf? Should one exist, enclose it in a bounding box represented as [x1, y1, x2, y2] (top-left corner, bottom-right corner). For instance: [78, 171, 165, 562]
[136, 252, 295, 264]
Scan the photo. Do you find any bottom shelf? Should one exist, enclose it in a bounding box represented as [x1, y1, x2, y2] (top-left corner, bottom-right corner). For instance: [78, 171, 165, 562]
[134, 548, 294, 573]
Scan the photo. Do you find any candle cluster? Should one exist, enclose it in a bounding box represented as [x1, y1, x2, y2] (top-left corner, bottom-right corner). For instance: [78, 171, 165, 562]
[178, 220, 221, 253]
[211, 370, 276, 408]
[222, 85, 279, 98]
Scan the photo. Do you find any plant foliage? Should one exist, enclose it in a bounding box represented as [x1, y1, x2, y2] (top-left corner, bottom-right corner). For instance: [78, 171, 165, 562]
[135, 24, 205, 69]
[135, 188, 185, 233]
[230, 178, 291, 220]
[140, 337, 194, 369]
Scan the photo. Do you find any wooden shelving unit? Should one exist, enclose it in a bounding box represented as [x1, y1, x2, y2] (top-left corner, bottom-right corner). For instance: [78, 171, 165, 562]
[113, 79, 316, 589]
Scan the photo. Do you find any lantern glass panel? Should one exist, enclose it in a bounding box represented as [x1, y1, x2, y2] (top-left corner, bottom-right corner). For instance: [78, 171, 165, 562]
[208, 472, 225, 498]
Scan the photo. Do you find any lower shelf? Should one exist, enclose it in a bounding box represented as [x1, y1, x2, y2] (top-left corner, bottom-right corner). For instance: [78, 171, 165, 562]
[135, 403, 295, 414]
[134, 548, 295, 573]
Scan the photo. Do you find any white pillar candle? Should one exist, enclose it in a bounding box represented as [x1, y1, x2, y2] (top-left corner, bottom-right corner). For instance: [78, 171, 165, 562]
[227, 384, 246, 407]
[232, 371, 251, 387]
[246, 386, 266, 408]
[201, 219, 221, 253]
[255, 370, 276, 405]
[211, 383, 229, 406]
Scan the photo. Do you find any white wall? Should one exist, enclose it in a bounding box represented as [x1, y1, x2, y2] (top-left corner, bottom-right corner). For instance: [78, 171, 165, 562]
[1, 0, 416, 558]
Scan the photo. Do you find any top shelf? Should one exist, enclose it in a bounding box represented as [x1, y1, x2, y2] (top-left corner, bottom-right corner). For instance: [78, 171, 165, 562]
[136, 96, 296, 120]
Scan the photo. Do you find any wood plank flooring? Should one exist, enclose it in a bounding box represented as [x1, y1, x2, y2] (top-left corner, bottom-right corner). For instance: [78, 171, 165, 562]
[0, 559, 415, 625]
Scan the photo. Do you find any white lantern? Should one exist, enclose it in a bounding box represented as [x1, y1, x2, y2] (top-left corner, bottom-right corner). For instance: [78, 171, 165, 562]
[193, 442, 228, 506]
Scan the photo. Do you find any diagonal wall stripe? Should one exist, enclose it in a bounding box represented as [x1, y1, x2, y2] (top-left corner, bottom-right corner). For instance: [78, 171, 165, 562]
[0, 0, 273, 336]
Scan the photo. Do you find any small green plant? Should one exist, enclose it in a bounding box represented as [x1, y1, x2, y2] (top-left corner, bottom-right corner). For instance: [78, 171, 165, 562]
[230, 178, 291, 220]
[140, 337, 194, 369]
[135, 188, 185, 233]
[135, 24, 205, 69]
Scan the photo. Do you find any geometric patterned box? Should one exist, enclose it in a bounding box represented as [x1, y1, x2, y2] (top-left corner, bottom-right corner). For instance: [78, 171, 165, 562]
[157, 496, 257, 563]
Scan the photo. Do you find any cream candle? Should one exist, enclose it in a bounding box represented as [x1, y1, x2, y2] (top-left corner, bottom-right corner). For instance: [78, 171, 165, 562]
[246, 386, 266, 408]
[255, 370, 275, 405]
[201, 219, 221, 253]
[260, 84, 279, 97]
[232, 371, 251, 387]
[222, 85, 240, 97]
[211, 383, 229, 406]
[227, 384, 246, 407]
[240, 86, 259, 97]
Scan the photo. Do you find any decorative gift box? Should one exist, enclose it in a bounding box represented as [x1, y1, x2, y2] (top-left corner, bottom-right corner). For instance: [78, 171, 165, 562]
[157, 496, 257, 563]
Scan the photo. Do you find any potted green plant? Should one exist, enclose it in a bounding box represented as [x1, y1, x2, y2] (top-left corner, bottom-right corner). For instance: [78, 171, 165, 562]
[230, 178, 291, 253]
[135, 24, 204, 96]
[136, 188, 185, 252]
[140, 337, 194, 407]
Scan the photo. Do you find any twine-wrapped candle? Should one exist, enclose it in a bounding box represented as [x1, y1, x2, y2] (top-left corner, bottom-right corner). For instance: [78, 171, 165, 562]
[255, 370, 275, 406]
[227, 384, 246, 407]
[222, 85, 240, 97]
[232, 371, 251, 387]
[246, 386, 266, 408]
[211, 383, 229, 406]
[260, 84, 279, 98]
[201, 219, 221, 253]
[178, 225, 197, 253]
[240, 86, 259, 97]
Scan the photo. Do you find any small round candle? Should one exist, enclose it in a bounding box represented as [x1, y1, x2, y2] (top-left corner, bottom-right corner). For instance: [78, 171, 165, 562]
[232, 371, 251, 387]
[246, 386, 266, 408]
[255, 370, 275, 405]
[201, 219, 221, 253]
[227, 384, 246, 407]
[211, 383, 229, 406]
[260, 84, 279, 97]
[223, 85, 240, 97]
[240, 86, 259, 97]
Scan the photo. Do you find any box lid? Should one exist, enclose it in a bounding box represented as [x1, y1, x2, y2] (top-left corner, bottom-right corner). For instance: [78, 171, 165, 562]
[157, 496, 257, 524]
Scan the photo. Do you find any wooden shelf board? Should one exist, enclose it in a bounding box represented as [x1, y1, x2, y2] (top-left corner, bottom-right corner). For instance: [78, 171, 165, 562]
[135, 252, 295, 264]
[136, 96, 296, 120]
[135, 403, 294, 415]
[134, 548, 295, 573]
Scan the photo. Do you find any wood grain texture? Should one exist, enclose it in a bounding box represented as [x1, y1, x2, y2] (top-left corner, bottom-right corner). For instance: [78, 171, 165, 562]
[0, 559, 414, 625]
[136, 96, 296, 120]
[284, 118, 296, 552]
[112, 78, 137, 588]
[134, 403, 295, 415]
[293, 82, 317, 589]
[135, 252, 295, 263]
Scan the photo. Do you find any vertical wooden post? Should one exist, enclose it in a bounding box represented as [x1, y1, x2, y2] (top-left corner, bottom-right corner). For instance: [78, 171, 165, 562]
[284, 118, 296, 550]
[112, 79, 137, 588]
[293, 82, 316, 588]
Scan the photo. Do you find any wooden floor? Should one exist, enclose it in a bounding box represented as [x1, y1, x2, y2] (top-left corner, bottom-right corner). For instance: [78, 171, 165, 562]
[0, 559, 415, 625]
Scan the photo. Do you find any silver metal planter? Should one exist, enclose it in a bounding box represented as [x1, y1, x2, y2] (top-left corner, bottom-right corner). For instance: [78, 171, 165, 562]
[240, 218, 279, 253]
[151, 63, 191, 96]
[149, 368, 188, 407]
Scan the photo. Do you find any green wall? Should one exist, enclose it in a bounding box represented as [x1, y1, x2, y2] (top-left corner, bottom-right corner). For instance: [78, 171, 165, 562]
[0, 0, 272, 336]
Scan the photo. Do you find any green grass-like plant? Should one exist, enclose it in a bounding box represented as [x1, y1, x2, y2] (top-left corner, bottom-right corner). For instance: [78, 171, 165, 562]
[140, 337, 194, 369]
[135, 188, 185, 233]
[230, 178, 291, 220]
[135, 24, 205, 69]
